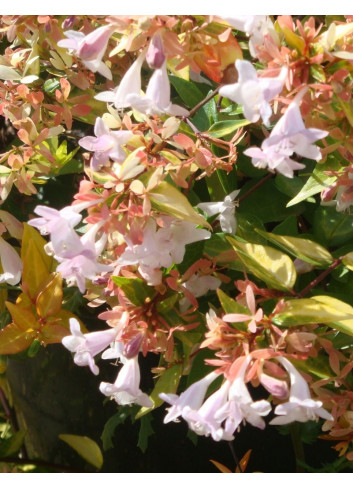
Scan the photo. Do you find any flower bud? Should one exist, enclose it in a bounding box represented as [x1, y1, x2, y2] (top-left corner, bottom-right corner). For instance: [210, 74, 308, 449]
[146, 33, 166, 69]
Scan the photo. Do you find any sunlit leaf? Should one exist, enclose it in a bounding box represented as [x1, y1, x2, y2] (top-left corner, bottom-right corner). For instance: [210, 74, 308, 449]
[149, 181, 211, 229]
[36, 273, 63, 318]
[208, 119, 250, 138]
[255, 229, 333, 267]
[0, 322, 34, 354]
[59, 434, 103, 469]
[111, 276, 155, 306]
[227, 237, 297, 291]
[272, 296, 353, 328]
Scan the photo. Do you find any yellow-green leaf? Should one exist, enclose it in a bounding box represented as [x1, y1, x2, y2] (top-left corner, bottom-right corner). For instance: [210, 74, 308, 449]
[36, 273, 63, 318]
[313, 295, 353, 337]
[149, 181, 211, 229]
[343, 251, 353, 271]
[281, 25, 305, 54]
[6, 301, 38, 332]
[272, 297, 353, 328]
[227, 237, 297, 291]
[59, 434, 103, 469]
[0, 323, 34, 354]
[255, 229, 333, 267]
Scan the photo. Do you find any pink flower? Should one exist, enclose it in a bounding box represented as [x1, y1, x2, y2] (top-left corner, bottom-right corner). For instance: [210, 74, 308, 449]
[223, 284, 263, 333]
[270, 357, 333, 425]
[219, 60, 287, 126]
[58, 25, 114, 79]
[99, 356, 153, 407]
[62, 318, 122, 375]
[146, 32, 166, 69]
[244, 92, 328, 178]
[79, 117, 132, 171]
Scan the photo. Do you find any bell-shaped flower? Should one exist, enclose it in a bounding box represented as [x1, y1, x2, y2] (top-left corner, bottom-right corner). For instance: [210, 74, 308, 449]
[62, 318, 122, 375]
[182, 380, 232, 441]
[96, 52, 189, 117]
[79, 117, 132, 171]
[118, 218, 210, 286]
[28, 204, 83, 236]
[95, 52, 145, 108]
[224, 16, 279, 57]
[198, 189, 240, 234]
[0, 237, 23, 285]
[244, 93, 328, 178]
[215, 356, 271, 437]
[99, 356, 153, 407]
[58, 25, 113, 79]
[270, 357, 333, 425]
[127, 61, 189, 117]
[159, 371, 220, 423]
[219, 60, 287, 126]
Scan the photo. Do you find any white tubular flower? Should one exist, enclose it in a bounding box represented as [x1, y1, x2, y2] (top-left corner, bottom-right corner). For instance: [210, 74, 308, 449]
[198, 189, 240, 234]
[62, 318, 122, 375]
[270, 357, 333, 426]
[99, 356, 153, 408]
[182, 380, 232, 441]
[159, 371, 220, 423]
[215, 356, 271, 438]
[219, 60, 287, 127]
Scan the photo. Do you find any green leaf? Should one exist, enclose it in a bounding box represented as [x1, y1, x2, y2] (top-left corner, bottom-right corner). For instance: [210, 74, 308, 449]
[272, 296, 353, 328]
[208, 119, 250, 138]
[281, 25, 305, 54]
[286, 160, 339, 207]
[313, 206, 353, 247]
[217, 289, 248, 332]
[59, 434, 103, 469]
[227, 236, 297, 291]
[136, 364, 183, 418]
[0, 430, 26, 457]
[255, 229, 333, 267]
[111, 276, 155, 306]
[137, 413, 155, 453]
[169, 76, 205, 108]
[101, 409, 130, 451]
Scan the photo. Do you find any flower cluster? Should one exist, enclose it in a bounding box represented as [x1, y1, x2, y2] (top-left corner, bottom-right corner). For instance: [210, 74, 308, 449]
[2, 14, 353, 468]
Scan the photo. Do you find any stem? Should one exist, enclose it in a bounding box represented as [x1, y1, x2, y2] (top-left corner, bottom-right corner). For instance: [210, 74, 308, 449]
[238, 173, 273, 204]
[290, 423, 306, 473]
[0, 387, 28, 459]
[227, 441, 242, 473]
[188, 86, 222, 118]
[296, 257, 343, 298]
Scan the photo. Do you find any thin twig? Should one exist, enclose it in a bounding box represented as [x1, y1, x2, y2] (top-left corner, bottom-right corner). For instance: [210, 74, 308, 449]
[238, 173, 273, 204]
[227, 441, 242, 473]
[0, 386, 28, 460]
[296, 257, 343, 298]
[187, 86, 222, 119]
